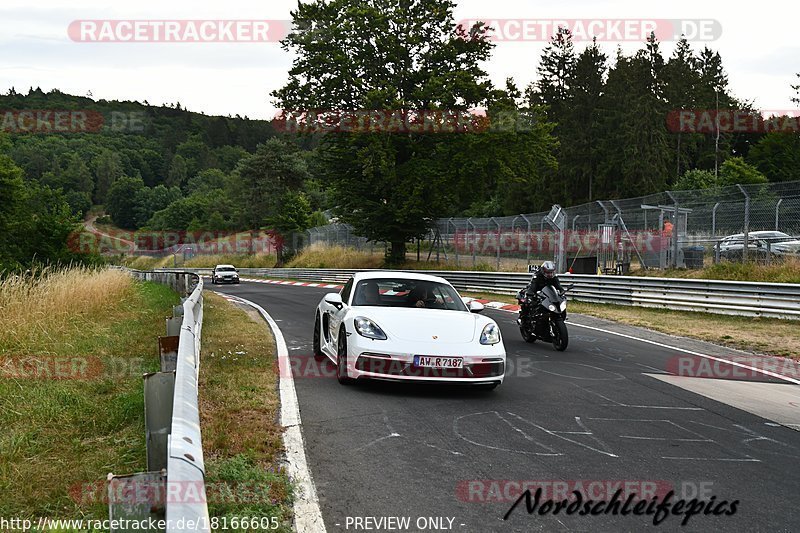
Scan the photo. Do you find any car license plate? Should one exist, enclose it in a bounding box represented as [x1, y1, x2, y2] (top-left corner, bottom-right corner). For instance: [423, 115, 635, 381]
[413, 356, 463, 368]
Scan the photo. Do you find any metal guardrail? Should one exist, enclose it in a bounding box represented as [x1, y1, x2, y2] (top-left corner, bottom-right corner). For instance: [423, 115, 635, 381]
[166, 267, 800, 320]
[124, 269, 210, 533]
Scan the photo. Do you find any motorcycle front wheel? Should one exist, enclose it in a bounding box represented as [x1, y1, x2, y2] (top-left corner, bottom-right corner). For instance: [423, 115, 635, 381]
[551, 319, 568, 351]
[519, 323, 536, 343]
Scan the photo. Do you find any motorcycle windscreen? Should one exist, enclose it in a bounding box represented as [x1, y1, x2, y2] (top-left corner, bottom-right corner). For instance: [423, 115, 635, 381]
[540, 285, 561, 307]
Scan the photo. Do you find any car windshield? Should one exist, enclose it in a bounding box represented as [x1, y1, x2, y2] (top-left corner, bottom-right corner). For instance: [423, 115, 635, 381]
[351, 278, 467, 311]
[217, 267, 236, 272]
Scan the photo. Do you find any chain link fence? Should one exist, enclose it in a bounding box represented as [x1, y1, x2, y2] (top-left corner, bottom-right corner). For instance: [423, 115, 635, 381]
[301, 180, 800, 272]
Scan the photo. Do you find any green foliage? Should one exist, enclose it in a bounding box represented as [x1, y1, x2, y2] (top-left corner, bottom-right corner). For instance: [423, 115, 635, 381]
[747, 132, 800, 182]
[274, 0, 495, 261]
[718, 157, 768, 186]
[0, 155, 91, 270]
[674, 169, 718, 190]
[106, 176, 146, 229]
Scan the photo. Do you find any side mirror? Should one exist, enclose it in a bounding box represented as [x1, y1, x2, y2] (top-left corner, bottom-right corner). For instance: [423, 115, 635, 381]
[468, 300, 485, 313]
[324, 293, 344, 309]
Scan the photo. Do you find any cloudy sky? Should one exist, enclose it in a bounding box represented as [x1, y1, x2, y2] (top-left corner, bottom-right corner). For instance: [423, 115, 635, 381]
[1, 0, 797, 119]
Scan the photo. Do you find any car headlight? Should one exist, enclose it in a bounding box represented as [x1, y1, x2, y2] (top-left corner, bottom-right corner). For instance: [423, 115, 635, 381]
[480, 323, 501, 345]
[548, 304, 557, 312]
[354, 317, 387, 340]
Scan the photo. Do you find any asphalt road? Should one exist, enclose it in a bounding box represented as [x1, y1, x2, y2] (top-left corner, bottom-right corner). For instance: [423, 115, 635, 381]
[211, 280, 800, 533]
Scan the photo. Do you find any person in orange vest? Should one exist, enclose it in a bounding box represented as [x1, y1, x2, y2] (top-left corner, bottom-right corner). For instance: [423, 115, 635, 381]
[663, 218, 674, 236]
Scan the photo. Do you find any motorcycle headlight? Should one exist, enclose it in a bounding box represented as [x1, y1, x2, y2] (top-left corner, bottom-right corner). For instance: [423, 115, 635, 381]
[354, 317, 387, 340]
[559, 301, 567, 312]
[548, 304, 557, 312]
[480, 323, 501, 345]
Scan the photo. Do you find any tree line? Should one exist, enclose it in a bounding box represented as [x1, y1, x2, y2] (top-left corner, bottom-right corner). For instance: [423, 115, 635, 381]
[2, 1, 799, 269]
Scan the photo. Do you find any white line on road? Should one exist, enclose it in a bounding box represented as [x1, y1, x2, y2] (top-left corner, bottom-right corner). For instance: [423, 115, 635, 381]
[220, 293, 327, 533]
[569, 322, 800, 386]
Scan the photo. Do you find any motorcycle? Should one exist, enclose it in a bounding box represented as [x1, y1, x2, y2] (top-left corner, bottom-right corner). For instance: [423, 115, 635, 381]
[516, 284, 573, 351]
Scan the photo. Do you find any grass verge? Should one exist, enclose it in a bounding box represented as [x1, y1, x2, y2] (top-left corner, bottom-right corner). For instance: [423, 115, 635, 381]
[0, 267, 180, 519]
[199, 292, 292, 532]
[630, 257, 800, 284]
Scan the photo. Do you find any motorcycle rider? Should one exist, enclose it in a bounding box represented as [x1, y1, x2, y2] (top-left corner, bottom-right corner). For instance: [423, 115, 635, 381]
[529, 260, 564, 294]
[518, 261, 564, 324]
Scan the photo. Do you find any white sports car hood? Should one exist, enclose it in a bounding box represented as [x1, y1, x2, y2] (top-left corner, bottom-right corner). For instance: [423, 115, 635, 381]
[352, 307, 486, 343]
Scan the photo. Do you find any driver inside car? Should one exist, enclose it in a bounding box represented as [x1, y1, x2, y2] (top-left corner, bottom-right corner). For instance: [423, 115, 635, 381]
[409, 284, 437, 308]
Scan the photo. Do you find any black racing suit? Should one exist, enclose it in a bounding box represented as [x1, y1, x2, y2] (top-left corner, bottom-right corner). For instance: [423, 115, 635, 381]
[519, 271, 564, 321]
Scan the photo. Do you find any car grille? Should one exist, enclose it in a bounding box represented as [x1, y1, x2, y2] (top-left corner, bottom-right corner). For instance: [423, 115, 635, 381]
[355, 353, 504, 378]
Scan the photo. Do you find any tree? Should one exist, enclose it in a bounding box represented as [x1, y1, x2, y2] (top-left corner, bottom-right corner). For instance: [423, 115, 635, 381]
[661, 37, 703, 180]
[596, 37, 671, 198]
[673, 169, 717, 190]
[528, 27, 576, 124]
[747, 132, 800, 182]
[268, 191, 312, 265]
[94, 149, 123, 204]
[718, 157, 768, 186]
[106, 176, 146, 229]
[273, 0, 494, 262]
[166, 154, 188, 188]
[0, 155, 84, 270]
[230, 138, 310, 234]
[560, 38, 606, 203]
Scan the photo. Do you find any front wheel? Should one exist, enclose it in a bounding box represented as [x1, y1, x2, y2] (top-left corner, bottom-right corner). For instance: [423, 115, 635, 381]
[520, 325, 536, 343]
[551, 319, 569, 351]
[313, 312, 324, 359]
[336, 327, 354, 385]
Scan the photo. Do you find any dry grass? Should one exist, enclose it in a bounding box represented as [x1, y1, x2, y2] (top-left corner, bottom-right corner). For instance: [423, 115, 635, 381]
[0, 268, 180, 518]
[199, 292, 292, 530]
[286, 243, 384, 269]
[118, 255, 174, 271]
[183, 253, 277, 269]
[0, 266, 134, 354]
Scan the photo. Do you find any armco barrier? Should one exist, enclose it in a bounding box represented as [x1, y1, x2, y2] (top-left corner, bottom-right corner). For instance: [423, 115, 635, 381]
[163, 267, 800, 320]
[124, 269, 210, 533]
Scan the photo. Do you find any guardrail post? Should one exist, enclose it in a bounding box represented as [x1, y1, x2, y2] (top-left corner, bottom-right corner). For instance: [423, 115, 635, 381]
[144, 372, 175, 471]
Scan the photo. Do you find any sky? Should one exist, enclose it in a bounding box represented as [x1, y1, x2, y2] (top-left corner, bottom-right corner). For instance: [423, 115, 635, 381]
[0, 0, 797, 119]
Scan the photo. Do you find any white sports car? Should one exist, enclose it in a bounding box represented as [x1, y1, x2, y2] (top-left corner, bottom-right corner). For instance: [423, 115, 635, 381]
[313, 271, 506, 389]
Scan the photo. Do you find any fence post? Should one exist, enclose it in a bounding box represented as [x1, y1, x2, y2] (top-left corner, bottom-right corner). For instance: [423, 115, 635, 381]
[467, 218, 477, 268]
[666, 192, 680, 268]
[491, 217, 500, 270]
[737, 184, 750, 262]
[712, 202, 720, 235]
[448, 218, 458, 266]
[520, 214, 531, 266]
[775, 198, 783, 231]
